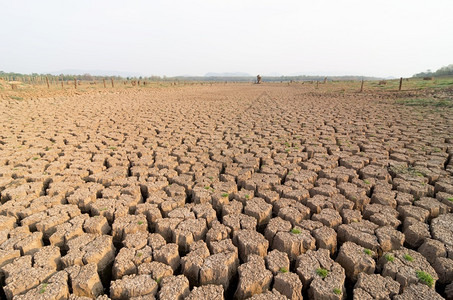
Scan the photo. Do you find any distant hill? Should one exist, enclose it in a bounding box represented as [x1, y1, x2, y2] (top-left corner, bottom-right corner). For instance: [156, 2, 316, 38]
[204, 72, 252, 77]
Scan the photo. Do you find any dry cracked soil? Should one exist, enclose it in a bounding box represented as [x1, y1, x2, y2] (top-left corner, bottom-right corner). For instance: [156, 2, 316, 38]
[0, 83, 452, 300]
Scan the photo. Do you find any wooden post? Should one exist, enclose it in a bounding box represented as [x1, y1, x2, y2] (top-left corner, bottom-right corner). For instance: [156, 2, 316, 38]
[399, 77, 403, 91]
[46, 76, 50, 89]
[360, 79, 364, 93]
[74, 79, 77, 89]
[61, 80, 64, 88]
[316, 81, 319, 89]
[111, 78, 114, 87]
[103, 79, 106, 88]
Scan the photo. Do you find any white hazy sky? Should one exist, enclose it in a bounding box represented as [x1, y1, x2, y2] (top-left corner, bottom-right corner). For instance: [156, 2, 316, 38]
[0, 0, 452, 77]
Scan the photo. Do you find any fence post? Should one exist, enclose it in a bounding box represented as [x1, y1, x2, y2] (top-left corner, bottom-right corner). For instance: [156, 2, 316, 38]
[103, 79, 106, 88]
[111, 78, 114, 88]
[74, 79, 77, 89]
[46, 76, 50, 89]
[360, 79, 364, 93]
[399, 77, 403, 91]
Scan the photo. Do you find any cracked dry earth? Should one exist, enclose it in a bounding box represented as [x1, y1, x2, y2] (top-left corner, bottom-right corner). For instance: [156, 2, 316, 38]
[0, 84, 452, 300]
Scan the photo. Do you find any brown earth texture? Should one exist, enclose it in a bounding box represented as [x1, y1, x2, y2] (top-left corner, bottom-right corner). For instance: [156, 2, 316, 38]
[0, 82, 452, 299]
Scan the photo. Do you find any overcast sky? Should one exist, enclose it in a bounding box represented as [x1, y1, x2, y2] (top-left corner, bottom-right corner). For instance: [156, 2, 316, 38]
[1, 0, 452, 77]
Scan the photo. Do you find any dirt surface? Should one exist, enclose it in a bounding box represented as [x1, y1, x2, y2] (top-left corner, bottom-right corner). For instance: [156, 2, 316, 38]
[0, 83, 452, 299]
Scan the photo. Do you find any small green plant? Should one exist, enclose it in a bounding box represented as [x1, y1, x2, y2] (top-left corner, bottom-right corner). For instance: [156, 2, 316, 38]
[316, 268, 329, 278]
[245, 194, 250, 199]
[363, 248, 372, 256]
[291, 228, 301, 234]
[385, 254, 394, 262]
[416, 270, 433, 287]
[447, 197, 453, 202]
[221, 193, 229, 198]
[363, 179, 370, 185]
[100, 207, 108, 211]
[138, 221, 144, 225]
[137, 252, 143, 257]
[279, 267, 288, 273]
[32, 157, 39, 160]
[9, 96, 23, 101]
[109, 146, 117, 150]
[333, 288, 342, 295]
[45, 146, 50, 151]
[403, 254, 413, 262]
[155, 277, 162, 284]
[39, 283, 48, 294]
[204, 186, 211, 190]
[208, 176, 213, 180]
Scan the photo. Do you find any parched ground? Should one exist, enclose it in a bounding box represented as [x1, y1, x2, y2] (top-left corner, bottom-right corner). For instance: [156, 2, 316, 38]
[0, 84, 452, 299]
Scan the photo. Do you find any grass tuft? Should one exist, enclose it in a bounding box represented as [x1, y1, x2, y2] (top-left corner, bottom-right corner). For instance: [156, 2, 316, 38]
[279, 267, 288, 273]
[403, 254, 413, 262]
[291, 228, 301, 234]
[416, 270, 434, 287]
[385, 254, 394, 262]
[333, 288, 342, 295]
[316, 268, 329, 278]
[363, 248, 372, 256]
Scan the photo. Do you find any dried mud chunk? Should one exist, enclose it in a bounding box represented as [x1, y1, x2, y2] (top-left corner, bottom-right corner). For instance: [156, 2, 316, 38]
[378, 248, 438, 290]
[310, 185, 339, 197]
[353, 273, 399, 300]
[123, 231, 149, 250]
[335, 242, 376, 282]
[222, 213, 257, 239]
[112, 214, 148, 243]
[432, 257, 453, 284]
[110, 274, 158, 300]
[403, 217, 430, 248]
[192, 203, 217, 226]
[337, 221, 380, 252]
[272, 227, 316, 261]
[180, 241, 210, 285]
[363, 204, 400, 228]
[236, 229, 269, 262]
[13, 270, 69, 300]
[264, 217, 292, 246]
[83, 215, 111, 235]
[312, 208, 342, 230]
[158, 275, 190, 300]
[172, 218, 207, 252]
[430, 213, 453, 258]
[295, 249, 346, 299]
[273, 271, 303, 300]
[49, 214, 89, 248]
[0, 249, 20, 270]
[199, 251, 239, 290]
[248, 289, 287, 300]
[278, 202, 310, 226]
[186, 284, 224, 300]
[113, 247, 140, 279]
[222, 200, 243, 217]
[206, 221, 231, 247]
[14, 231, 44, 255]
[418, 238, 447, 264]
[393, 283, 444, 300]
[154, 218, 182, 242]
[135, 203, 162, 230]
[147, 233, 166, 251]
[340, 209, 362, 224]
[234, 255, 273, 299]
[313, 226, 337, 255]
[153, 243, 180, 271]
[33, 245, 61, 270]
[0, 215, 17, 231]
[138, 261, 173, 281]
[67, 263, 104, 298]
[371, 191, 397, 208]
[265, 249, 290, 276]
[62, 234, 115, 272]
[414, 197, 450, 218]
[244, 197, 272, 226]
[375, 225, 404, 252]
